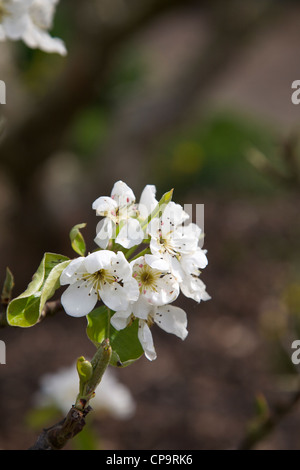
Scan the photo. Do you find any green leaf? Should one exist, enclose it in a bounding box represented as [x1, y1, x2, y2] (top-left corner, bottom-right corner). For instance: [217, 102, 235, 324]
[70, 223, 87, 257]
[87, 307, 144, 367]
[39, 260, 70, 312]
[1, 267, 15, 305]
[7, 253, 70, 328]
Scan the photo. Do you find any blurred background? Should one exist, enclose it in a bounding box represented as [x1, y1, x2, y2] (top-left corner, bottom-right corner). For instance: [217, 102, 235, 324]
[1, 0, 300, 450]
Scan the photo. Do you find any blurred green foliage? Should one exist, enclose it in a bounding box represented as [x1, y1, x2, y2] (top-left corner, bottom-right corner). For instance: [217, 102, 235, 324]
[152, 111, 280, 197]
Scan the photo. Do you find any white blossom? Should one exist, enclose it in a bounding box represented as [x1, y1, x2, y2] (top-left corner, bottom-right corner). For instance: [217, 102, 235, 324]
[138, 184, 158, 223]
[179, 248, 210, 302]
[110, 256, 184, 360]
[60, 180, 210, 362]
[0, 0, 66, 55]
[148, 204, 205, 277]
[146, 198, 210, 303]
[111, 303, 188, 361]
[132, 255, 179, 309]
[60, 250, 139, 317]
[34, 364, 136, 419]
[0, 0, 32, 41]
[23, 0, 66, 55]
[148, 202, 192, 277]
[93, 181, 144, 249]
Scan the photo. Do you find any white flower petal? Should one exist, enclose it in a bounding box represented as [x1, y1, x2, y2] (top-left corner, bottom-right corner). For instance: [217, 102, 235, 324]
[116, 218, 144, 249]
[3, 15, 27, 39]
[132, 297, 153, 320]
[94, 218, 114, 249]
[162, 201, 189, 229]
[61, 281, 97, 317]
[147, 216, 160, 239]
[1, 0, 66, 54]
[110, 309, 132, 330]
[111, 251, 133, 280]
[138, 320, 156, 361]
[84, 250, 115, 274]
[171, 230, 199, 255]
[144, 254, 170, 271]
[100, 278, 139, 312]
[92, 196, 117, 216]
[151, 274, 180, 305]
[169, 255, 184, 282]
[149, 235, 163, 257]
[111, 181, 135, 206]
[180, 275, 210, 303]
[22, 24, 66, 55]
[181, 248, 208, 274]
[154, 305, 188, 340]
[139, 184, 157, 219]
[29, 0, 55, 30]
[60, 257, 85, 285]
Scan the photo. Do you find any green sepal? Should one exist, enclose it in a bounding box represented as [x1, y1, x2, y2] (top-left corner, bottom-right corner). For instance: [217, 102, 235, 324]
[7, 253, 70, 327]
[69, 223, 87, 257]
[86, 307, 144, 367]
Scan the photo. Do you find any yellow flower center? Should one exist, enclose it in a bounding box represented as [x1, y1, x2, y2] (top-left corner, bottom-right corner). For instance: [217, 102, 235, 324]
[79, 269, 116, 298]
[133, 263, 160, 293]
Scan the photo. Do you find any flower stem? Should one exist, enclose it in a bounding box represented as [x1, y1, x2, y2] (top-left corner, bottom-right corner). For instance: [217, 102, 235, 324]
[75, 339, 112, 411]
[106, 308, 111, 338]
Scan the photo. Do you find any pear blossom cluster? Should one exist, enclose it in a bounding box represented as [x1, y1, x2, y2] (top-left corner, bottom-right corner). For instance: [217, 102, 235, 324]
[0, 0, 66, 55]
[60, 181, 210, 361]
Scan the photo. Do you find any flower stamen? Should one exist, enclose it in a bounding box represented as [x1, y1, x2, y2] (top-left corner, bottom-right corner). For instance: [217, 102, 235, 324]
[133, 264, 160, 294]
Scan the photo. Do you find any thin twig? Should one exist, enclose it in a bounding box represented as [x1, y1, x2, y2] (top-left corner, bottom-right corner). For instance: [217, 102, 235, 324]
[29, 339, 112, 450]
[38, 299, 63, 323]
[238, 389, 300, 450]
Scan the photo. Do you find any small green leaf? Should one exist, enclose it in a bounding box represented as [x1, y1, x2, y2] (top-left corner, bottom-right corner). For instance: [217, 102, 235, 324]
[7, 253, 69, 327]
[39, 260, 70, 313]
[1, 267, 15, 305]
[87, 308, 144, 367]
[70, 223, 87, 256]
[86, 305, 108, 346]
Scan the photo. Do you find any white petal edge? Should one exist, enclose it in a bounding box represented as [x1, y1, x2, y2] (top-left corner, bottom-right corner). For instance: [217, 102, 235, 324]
[85, 250, 115, 273]
[60, 257, 85, 285]
[61, 282, 97, 317]
[154, 305, 188, 340]
[110, 309, 132, 330]
[94, 218, 114, 249]
[116, 219, 144, 249]
[138, 320, 157, 361]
